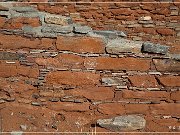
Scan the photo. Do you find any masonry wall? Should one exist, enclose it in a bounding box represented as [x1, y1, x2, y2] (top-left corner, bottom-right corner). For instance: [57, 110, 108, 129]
[0, 1, 180, 134]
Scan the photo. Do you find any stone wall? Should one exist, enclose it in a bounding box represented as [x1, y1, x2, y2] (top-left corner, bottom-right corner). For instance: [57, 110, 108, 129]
[0, 1, 180, 134]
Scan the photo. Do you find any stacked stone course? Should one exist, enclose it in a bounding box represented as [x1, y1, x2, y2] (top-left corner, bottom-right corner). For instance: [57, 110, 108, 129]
[0, 1, 180, 133]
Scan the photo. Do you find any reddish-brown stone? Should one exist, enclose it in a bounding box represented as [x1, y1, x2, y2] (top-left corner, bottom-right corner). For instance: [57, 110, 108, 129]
[129, 75, 159, 88]
[125, 104, 149, 114]
[84, 57, 151, 71]
[98, 103, 125, 115]
[171, 91, 180, 101]
[48, 102, 90, 112]
[0, 64, 17, 77]
[156, 28, 175, 36]
[150, 103, 180, 116]
[45, 71, 100, 86]
[56, 36, 105, 53]
[35, 54, 84, 69]
[0, 17, 5, 28]
[17, 66, 39, 78]
[158, 76, 180, 87]
[153, 59, 180, 72]
[5, 17, 40, 29]
[122, 90, 170, 99]
[40, 38, 54, 49]
[0, 34, 41, 49]
[67, 87, 114, 101]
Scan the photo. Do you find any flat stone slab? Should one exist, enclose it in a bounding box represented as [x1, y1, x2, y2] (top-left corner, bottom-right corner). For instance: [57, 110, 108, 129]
[142, 42, 169, 54]
[97, 115, 146, 131]
[106, 38, 143, 54]
[45, 14, 72, 26]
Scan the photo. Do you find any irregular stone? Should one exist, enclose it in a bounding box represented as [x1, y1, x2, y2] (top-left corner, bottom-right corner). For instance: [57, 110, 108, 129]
[153, 59, 180, 72]
[10, 131, 23, 135]
[42, 24, 73, 34]
[45, 71, 100, 86]
[139, 16, 152, 21]
[142, 42, 169, 54]
[115, 31, 127, 37]
[97, 115, 146, 131]
[106, 38, 143, 54]
[93, 30, 118, 39]
[0, 52, 25, 60]
[12, 6, 37, 12]
[101, 77, 125, 86]
[67, 87, 114, 101]
[169, 54, 180, 61]
[73, 25, 92, 34]
[44, 14, 72, 26]
[22, 26, 43, 37]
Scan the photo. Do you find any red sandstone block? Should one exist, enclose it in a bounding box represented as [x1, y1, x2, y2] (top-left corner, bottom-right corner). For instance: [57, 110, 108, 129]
[122, 90, 170, 99]
[84, 57, 151, 71]
[35, 53, 84, 69]
[0, 34, 40, 49]
[56, 36, 105, 53]
[0, 64, 17, 77]
[66, 87, 114, 101]
[156, 28, 175, 36]
[41, 38, 54, 49]
[97, 103, 125, 115]
[171, 91, 180, 101]
[45, 71, 100, 86]
[0, 17, 5, 28]
[4, 17, 40, 29]
[17, 66, 39, 78]
[0, 34, 55, 49]
[111, 8, 133, 16]
[158, 76, 180, 87]
[125, 104, 149, 114]
[47, 102, 90, 112]
[153, 59, 180, 72]
[150, 103, 180, 116]
[128, 75, 159, 88]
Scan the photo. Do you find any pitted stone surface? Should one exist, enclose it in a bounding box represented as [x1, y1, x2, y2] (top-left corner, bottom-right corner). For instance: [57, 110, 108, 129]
[142, 42, 169, 54]
[45, 14, 72, 26]
[97, 115, 146, 131]
[106, 38, 142, 54]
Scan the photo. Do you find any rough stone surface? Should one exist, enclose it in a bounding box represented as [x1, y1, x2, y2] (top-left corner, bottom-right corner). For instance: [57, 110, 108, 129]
[106, 38, 142, 54]
[44, 14, 71, 26]
[0, 52, 25, 60]
[142, 42, 169, 54]
[153, 59, 180, 72]
[73, 25, 92, 34]
[45, 71, 100, 86]
[97, 115, 146, 131]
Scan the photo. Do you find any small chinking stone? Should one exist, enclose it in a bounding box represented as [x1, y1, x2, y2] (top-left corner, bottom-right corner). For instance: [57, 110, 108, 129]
[142, 42, 169, 54]
[97, 115, 146, 131]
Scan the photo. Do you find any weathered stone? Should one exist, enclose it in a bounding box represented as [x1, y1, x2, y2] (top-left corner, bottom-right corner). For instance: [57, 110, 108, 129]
[153, 59, 180, 72]
[42, 24, 73, 34]
[44, 14, 71, 26]
[169, 54, 180, 61]
[106, 38, 142, 54]
[10, 131, 23, 135]
[93, 30, 118, 39]
[73, 25, 92, 34]
[101, 77, 125, 86]
[12, 6, 37, 12]
[139, 16, 152, 21]
[22, 26, 43, 37]
[142, 42, 169, 54]
[115, 31, 127, 37]
[97, 115, 146, 131]
[0, 52, 25, 60]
